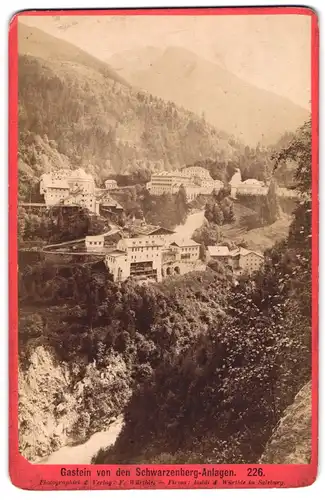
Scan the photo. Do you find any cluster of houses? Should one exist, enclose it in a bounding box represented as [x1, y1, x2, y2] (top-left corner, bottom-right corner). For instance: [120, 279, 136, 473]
[39, 167, 266, 283]
[40, 169, 122, 215]
[85, 224, 205, 283]
[84, 220, 264, 283]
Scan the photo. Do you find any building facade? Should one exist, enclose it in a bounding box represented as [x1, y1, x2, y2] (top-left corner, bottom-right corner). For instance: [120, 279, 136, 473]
[146, 170, 192, 196]
[169, 238, 201, 263]
[40, 169, 96, 209]
[230, 248, 264, 275]
[229, 169, 267, 198]
[105, 236, 164, 282]
[146, 166, 224, 201]
[104, 235, 203, 283]
[40, 169, 124, 216]
[207, 245, 264, 275]
[104, 179, 118, 190]
[207, 246, 231, 265]
[85, 235, 105, 252]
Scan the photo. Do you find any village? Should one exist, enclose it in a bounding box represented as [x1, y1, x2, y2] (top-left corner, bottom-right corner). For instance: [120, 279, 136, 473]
[31, 166, 266, 283]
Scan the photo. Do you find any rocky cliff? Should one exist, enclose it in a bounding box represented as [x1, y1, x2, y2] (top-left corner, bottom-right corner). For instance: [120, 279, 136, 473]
[260, 381, 312, 464]
[18, 346, 131, 462]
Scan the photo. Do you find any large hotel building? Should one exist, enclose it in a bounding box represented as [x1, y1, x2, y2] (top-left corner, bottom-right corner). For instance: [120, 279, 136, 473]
[146, 166, 224, 201]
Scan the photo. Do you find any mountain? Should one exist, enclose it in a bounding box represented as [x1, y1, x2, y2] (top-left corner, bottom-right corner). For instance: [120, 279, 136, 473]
[18, 23, 129, 87]
[108, 46, 309, 146]
[17, 23, 239, 196]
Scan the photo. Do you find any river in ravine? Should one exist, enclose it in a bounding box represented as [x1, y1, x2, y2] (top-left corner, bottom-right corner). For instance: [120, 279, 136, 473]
[37, 418, 123, 465]
[38, 212, 206, 465]
[173, 210, 205, 239]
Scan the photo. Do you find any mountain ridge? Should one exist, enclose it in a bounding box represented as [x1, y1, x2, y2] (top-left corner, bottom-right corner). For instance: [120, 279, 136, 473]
[18, 22, 130, 88]
[17, 23, 240, 195]
[108, 45, 309, 146]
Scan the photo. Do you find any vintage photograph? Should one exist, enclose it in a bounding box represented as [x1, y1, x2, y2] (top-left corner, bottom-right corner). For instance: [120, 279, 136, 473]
[17, 12, 313, 466]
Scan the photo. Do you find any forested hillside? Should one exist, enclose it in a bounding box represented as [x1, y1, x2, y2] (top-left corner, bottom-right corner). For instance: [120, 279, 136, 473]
[19, 266, 231, 461]
[18, 23, 237, 197]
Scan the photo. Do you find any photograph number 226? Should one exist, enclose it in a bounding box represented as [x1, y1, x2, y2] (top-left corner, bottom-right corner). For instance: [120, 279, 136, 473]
[8, 5, 319, 491]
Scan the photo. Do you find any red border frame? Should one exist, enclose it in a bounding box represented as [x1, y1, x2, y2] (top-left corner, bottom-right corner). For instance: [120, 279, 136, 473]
[9, 6, 319, 490]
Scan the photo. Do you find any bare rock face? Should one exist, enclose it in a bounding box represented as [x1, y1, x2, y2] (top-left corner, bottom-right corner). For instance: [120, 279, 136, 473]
[260, 381, 312, 464]
[18, 345, 132, 463]
[18, 346, 78, 462]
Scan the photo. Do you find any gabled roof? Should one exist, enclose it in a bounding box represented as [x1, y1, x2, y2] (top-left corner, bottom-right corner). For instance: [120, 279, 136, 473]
[208, 246, 230, 257]
[170, 237, 200, 248]
[100, 198, 123, 209]
[134, 225, 175, 236]
[239, 247, 264, 258]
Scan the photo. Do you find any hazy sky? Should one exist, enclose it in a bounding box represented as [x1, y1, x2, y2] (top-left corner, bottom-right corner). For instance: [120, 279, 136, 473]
[20, 14, 311, 109]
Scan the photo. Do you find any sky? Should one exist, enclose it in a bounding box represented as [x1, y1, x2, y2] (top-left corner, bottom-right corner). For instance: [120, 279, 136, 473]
[20, 14, 311, 109]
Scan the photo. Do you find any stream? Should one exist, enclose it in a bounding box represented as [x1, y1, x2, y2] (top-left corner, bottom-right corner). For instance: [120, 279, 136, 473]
[173, 210, 205, 239]
[38, 418, 123, 465]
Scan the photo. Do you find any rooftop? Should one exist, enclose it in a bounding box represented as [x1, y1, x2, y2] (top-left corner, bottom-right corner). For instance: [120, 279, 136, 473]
[86, 235, 104, 242]
[239, 247, 264, 258]
[170, 237, 200, 248]
[133, 225, 175, 236]
[229, 247, 263, 258]
[121, 238, 165, 248]
[208, 246, 230, 257]
[106, 250, 127, 257]
[152, 170, 191, 178]
[100, 198, 123, 209]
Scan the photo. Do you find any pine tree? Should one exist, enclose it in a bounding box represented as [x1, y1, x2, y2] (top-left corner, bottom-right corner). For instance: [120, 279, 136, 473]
[265, 178, 280, 224]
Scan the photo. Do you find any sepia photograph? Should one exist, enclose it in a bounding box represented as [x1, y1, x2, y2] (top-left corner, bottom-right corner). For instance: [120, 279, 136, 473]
[15, 9, 315, 472]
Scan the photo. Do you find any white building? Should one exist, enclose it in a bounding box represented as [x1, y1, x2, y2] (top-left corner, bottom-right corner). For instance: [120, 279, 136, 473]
[40, 168, 97, 210]
[40, 169, 125, 215]
[40, 179, 70, 205]
[207, 245, 264, 275]
[169, 237, 201, 263]
[146, 170, 192, 196]
[229, 169, 267, 198]
[105, 236, 164, 282]
[85, 235, 105, 252]
[230, 247, 264, 275]
[62, 187, 98, 213]
[207, 246, 231, 264]
[104, 234, 204, 283]
[104, 179, 118, 190]
[146, 166, 224, 201]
